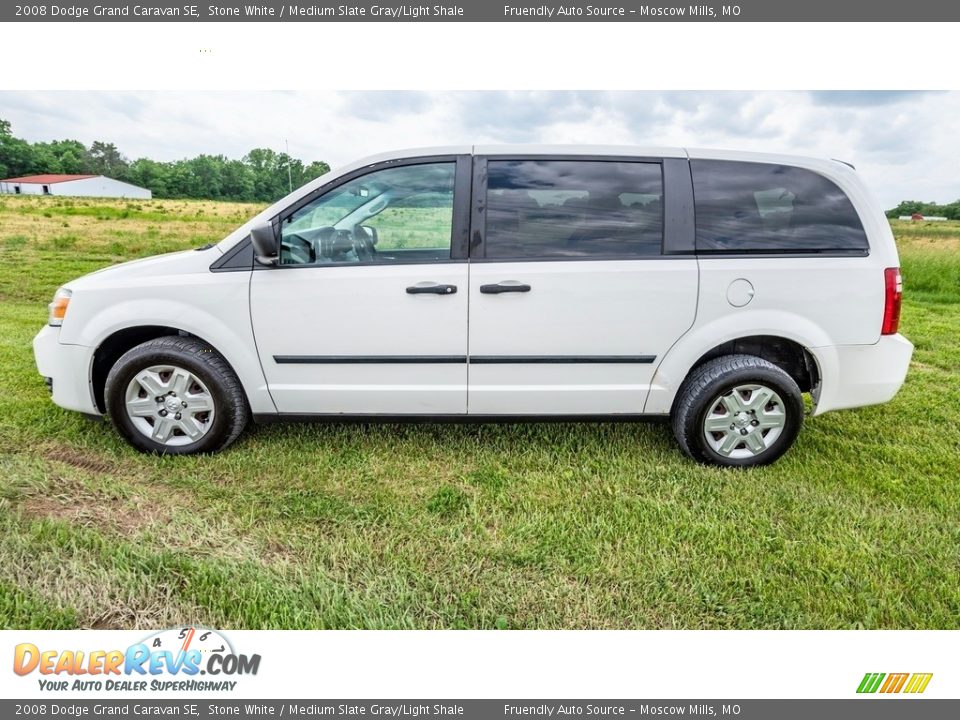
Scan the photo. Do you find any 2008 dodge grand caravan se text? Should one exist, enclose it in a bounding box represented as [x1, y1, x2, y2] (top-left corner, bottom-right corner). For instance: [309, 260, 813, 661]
[33, 146, 913, 466]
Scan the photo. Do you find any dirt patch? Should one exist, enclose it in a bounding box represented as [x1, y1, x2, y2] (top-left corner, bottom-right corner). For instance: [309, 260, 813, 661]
[86, 606, 194, 630]
[45, 448, 115, 476]
[0, 541, 208, 630]
[19, 479, 169, 537]
[261, 537, 308, 566]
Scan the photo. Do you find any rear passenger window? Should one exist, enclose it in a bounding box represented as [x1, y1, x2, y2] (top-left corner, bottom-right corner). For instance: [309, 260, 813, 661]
[483, 160, 663, 259]
[692, 160, 868, 254]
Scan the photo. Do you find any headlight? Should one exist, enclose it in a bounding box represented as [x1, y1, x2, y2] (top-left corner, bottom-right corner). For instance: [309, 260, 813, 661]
[48, 287, 72, 327]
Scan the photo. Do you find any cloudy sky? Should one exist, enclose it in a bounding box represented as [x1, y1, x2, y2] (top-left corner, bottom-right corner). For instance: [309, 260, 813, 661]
[2, 91, 957, 207]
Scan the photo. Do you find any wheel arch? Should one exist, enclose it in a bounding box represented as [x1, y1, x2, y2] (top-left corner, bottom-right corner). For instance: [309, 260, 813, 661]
[91, 325, 250, 414]
[683, 335, 819, 395]
[645, 311, 828, 415]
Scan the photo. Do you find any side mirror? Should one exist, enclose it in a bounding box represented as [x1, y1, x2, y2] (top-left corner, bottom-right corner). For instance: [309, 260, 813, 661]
[250, 221, 279, 266]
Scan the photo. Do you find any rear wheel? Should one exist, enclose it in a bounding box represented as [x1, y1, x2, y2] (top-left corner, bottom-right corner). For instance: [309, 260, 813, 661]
[105, 336, 248, 455]
[671, 354, 803, 467]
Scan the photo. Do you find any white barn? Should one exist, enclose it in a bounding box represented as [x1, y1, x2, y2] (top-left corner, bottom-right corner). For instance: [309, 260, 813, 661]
[0, 174, 152, 199]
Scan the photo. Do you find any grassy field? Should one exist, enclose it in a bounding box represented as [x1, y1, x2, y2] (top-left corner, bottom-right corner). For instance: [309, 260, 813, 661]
[0, 195, 958, 630]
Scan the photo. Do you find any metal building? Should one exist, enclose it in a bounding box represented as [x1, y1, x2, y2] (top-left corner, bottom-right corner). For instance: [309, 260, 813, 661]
[0, 174, 152, 199]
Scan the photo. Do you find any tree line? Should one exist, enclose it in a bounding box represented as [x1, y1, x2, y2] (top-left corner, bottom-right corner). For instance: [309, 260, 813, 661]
[4, 118, 958, 215]
[885, 199, 960, 220]
[0, 118, 330, 203]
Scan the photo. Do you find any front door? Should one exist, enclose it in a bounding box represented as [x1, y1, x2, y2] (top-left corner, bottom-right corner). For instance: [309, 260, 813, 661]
[250, 157, 471, 414]
[467, 156, 699, 415]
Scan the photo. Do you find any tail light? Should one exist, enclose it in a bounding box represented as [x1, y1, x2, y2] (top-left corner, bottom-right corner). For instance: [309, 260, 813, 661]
[881, 267, 902, 335]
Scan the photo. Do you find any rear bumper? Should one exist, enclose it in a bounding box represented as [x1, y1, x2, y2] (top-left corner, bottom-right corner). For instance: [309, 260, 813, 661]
[811, 334, 913, 416]
[33, 325, 99, 415]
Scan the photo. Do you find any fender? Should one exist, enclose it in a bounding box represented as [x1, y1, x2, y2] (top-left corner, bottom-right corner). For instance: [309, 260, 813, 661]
[68, 296, 276, 415]
[643, 309, 831, 415]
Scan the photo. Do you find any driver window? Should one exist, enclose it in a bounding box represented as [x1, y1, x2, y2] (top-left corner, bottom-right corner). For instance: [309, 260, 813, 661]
[279, 162, 456, 266]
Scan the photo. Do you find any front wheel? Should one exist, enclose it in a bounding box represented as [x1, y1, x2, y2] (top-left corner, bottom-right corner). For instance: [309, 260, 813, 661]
[104, 336, 248, 455]
[671, 354, 804, 467]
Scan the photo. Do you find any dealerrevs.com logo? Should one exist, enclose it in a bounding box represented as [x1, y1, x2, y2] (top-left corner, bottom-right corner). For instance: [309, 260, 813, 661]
[13, 627, 261, 692]
[857, 672, 933, 694]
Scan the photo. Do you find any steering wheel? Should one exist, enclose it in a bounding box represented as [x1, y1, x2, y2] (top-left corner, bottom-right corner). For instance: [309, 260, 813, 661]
[280, 232, 315, 264]
[352, 226, 377, 263]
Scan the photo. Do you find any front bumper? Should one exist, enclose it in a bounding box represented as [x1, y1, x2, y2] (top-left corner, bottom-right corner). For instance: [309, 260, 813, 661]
[811, 333, 914, 416]
[33, 325, 99, 415]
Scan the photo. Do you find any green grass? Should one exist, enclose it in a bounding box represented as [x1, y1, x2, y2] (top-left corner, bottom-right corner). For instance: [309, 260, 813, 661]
[0, 198, 958, 629]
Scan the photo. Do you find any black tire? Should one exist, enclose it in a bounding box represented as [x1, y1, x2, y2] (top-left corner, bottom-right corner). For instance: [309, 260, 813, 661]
[671, 354, 803, 467]
[104, 336, 248, 455]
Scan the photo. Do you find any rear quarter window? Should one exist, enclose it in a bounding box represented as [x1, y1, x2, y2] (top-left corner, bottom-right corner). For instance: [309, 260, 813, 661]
[691, 160, 869, 254]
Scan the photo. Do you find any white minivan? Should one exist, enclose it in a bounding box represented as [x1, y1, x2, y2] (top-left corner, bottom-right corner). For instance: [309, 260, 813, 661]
[33, 146, 913, 466]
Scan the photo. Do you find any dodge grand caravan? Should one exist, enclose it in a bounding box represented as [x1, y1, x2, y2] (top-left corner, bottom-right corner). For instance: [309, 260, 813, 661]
[33, 146, 913, 466]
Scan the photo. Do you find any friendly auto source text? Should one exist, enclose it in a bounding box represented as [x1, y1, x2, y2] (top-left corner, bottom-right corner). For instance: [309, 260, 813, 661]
[503, 706, 735, 716]
[503, 5, 740, 17]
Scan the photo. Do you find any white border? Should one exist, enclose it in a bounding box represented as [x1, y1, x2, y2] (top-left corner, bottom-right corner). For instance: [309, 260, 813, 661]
[2, 17, 957, 705]
[1, 22, 956, 91]
[2, 630, 956, 699]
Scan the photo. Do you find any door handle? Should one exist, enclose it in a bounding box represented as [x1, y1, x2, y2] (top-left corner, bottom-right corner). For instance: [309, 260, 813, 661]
[406, 282, 457, 295]
[480, 281, 532, 294]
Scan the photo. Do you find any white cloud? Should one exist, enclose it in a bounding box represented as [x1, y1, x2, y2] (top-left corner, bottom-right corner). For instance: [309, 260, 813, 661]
[2, 90, 957, 207]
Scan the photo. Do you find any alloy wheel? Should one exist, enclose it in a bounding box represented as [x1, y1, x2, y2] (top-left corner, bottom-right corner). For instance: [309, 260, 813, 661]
[124, 364, 216, 446]
[702, 383, 787, 459]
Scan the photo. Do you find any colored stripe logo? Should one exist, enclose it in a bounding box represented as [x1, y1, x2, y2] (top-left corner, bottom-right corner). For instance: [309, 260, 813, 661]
[857, 672, 933, 694]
